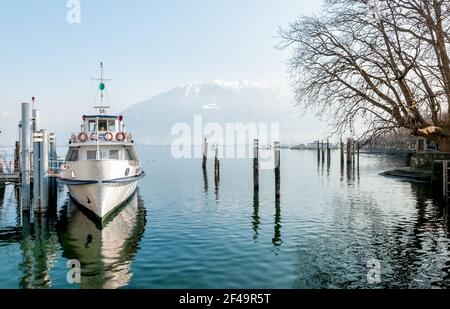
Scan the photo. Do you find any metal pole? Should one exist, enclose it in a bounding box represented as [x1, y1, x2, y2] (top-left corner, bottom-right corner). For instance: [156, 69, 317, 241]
[38, 129, 49, 212]
[32, 109, 40, 211]
[32, 133, 41, 211]
[21, 103, 31, 210]
[49, 133, 57, 203]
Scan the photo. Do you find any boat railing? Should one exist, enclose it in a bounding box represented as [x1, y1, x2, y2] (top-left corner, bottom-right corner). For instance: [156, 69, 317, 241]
[70, 132, 133, 144]
[49, 160, 67, 173]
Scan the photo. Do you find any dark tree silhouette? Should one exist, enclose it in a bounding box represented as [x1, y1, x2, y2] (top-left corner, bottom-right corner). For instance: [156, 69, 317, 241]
[279, 0, 450, 150]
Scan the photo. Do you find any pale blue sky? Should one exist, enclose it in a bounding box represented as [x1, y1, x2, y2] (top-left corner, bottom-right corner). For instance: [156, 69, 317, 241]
[0, 0, 323, 144]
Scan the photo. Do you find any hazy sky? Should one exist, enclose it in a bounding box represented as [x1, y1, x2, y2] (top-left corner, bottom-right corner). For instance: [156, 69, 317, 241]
[0, 0, 323, 145]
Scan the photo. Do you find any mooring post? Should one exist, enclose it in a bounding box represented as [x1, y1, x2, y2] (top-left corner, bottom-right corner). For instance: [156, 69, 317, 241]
[38, 129, 49, 213]
[352, 139, 356, 166]
[32, 108, 41, 211]
[32, 108, 40, 133]
[274, 141, 281, 199]
[202, 138, 208, 170]
[346, 138, 352, 166]
[214, 144, 220, 180]
[20, 102, 31, 210]
[327, 139, 331, 161]
[32, 131, 42, 212]
[321, 140, 325, 164]
[14, 141, 20, 173]
[340, 138, 344, 166]
[317, 140, 320, 162]
[49, 133, 57, 202]
[253, 139, 259, 192]
[357, 142, 360, 167]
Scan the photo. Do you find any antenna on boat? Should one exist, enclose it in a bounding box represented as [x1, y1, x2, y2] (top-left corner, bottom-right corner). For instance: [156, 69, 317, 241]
[91, 62, 112, 115]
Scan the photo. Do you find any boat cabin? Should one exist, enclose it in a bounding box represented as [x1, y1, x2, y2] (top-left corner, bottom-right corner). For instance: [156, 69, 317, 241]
[66, 115, 138, 162]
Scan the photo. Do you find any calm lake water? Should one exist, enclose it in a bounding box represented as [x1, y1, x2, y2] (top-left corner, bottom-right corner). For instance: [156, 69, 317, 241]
[1, 146, 450, 288]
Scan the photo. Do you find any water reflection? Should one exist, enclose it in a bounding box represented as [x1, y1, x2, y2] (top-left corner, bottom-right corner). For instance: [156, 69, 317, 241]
[18, 212, 59, 289]
[57, 193, 147, 289]
[214, 171, 220, 201]
[272, 197, 282, 247]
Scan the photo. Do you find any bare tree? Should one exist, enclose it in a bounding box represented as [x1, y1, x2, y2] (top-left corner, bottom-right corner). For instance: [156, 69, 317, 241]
[279, 0, 450, 150]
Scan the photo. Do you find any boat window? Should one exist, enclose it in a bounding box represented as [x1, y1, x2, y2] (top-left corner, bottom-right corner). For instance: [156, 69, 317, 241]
[110, 150, 119, 160]
[108, 120, 116, 131]
[89, 120, 96, 132]
[66, 148, 79, 161]
[87, 151, 97, 160]
[100, 149, 109, 159]
[124, 147, 137, 161]
[98, 120, 108, 131]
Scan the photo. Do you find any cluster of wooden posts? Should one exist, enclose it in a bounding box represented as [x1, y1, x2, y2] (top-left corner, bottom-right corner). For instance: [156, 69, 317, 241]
[202, 138, 281, 199]
[200, 137, 361, 198]
[340, 138, 360, 168]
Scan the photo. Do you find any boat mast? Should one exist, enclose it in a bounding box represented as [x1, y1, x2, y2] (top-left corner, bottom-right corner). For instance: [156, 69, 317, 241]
[92, 62, 111, 159]
[93, 62, 111, 115]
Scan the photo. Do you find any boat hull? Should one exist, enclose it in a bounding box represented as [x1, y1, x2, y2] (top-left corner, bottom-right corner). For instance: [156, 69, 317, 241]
[68, 181, 138, 218]
[60, 160, 143, 218]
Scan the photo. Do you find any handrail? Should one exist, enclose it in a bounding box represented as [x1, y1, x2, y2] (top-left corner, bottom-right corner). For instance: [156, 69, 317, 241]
[70, 131, 133, 144]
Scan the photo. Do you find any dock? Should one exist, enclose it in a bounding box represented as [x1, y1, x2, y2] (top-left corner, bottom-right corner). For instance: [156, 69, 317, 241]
[0, 99, 62, 213]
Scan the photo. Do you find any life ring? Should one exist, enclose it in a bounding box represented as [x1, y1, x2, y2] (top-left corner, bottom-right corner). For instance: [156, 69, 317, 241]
[90, 132, 98, 141]
[78, 132, 88, 142]
[116, 132, 127, 142]
[104, 132, 113, 141]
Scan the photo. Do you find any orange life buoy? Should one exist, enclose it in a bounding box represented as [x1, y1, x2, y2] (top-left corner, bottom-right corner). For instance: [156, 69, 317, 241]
[90, 132, 98, 141]
[116, 132, 127, 142]
[78, 132, 88, 142]
[104, 132, 113, 141]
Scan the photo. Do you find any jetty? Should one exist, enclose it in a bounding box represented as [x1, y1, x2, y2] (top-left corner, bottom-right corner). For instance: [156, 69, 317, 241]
[0, 99, 62, 213]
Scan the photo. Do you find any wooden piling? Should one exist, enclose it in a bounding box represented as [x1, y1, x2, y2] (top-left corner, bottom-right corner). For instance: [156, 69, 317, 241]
[214, 144, 220, 200]
[346, 138, 352, 165]
[14, 141, 20, 173]
[317, 140, 320, 162]
[321, 140, 325, 164]
[274, 141, 281, 199]
[327, 139, 331, 161]
[214, 144, 220, 180]
[253, 139, 259, 192]
[340, 139, 344, 167]
[202, 138, 208, 170]
[357, 142, 360, 166]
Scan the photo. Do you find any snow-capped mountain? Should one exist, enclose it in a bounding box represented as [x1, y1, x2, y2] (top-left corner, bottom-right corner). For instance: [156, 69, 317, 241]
[122, 80, 328, 145]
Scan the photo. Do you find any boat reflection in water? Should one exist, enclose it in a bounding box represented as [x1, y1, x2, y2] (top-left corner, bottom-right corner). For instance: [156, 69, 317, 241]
[57, 192, 146, 289]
